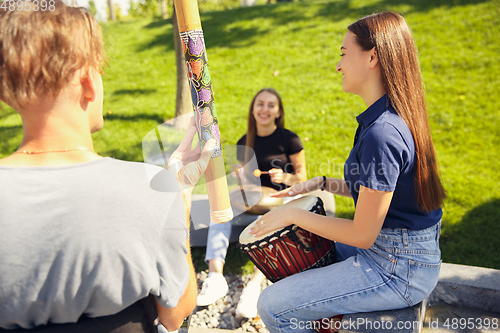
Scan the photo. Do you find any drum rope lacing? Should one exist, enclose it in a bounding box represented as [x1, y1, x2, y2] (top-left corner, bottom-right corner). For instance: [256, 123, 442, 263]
[238, 198, 337, 283]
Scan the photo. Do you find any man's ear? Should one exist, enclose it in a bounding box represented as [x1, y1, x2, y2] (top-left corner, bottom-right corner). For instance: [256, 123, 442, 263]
[81, 68, 97, 103]
[368, 47, 380, 69]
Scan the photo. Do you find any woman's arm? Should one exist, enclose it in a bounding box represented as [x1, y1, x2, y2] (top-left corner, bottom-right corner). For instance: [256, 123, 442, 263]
[252, 185, 393, 249]
[270, 176, 352, 198]
[269, 149, 307, 186]
[323, 177, 352, 198]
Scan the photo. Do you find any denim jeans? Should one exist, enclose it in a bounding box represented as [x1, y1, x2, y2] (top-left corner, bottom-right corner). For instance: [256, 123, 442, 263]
[205, 214, 259, 263]
[257, 222, 441, 333]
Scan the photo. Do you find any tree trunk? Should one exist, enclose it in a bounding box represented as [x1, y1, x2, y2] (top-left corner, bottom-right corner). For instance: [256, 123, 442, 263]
[161, 0, 168, 20]
[172, 4, 193, 129]
[108, 0, 116, 21]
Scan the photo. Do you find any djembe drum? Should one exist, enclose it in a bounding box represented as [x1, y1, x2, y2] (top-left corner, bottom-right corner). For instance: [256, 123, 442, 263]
[238, 195, 336, 283]
[238, 196, 342, 332]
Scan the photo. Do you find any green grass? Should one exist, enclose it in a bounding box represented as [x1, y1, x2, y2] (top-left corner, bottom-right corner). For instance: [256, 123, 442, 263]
[1, 0, 499, 273]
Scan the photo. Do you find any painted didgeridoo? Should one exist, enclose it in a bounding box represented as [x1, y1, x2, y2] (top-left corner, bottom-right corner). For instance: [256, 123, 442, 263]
[174, 0, 233, 223]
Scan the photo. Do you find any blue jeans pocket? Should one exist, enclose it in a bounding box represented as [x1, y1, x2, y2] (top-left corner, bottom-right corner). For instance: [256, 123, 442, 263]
[405, 259, 441, 306]
[365, 243, 397, 276]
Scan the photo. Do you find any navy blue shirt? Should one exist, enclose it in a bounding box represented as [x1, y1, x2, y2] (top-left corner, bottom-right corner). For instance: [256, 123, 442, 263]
[344, 95, 442, 230]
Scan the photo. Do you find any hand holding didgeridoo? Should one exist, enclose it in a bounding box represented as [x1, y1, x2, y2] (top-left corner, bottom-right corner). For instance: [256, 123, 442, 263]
[174, 0, 233, 223]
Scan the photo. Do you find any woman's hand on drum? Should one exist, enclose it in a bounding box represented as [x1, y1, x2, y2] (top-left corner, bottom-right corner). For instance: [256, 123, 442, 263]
[167, 117, 216, 191]
[269, 168, 284, 184]
[249, 207, 303, 237]
[269, 176, 322, 198]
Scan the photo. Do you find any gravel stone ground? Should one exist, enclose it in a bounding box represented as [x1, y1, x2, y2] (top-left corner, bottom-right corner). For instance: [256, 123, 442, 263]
[190, 271, 272, 333]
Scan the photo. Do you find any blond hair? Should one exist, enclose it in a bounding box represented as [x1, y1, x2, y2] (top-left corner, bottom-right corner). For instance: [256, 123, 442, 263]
[0, 0, 106, 110]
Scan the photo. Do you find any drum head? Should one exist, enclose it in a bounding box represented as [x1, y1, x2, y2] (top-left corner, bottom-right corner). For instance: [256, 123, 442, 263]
[230, 186, 283, 215]
[239, 195, 319, 244]
[247, 186, 283, 215]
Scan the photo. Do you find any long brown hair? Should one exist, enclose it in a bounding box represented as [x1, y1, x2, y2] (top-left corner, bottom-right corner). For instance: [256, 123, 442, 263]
[348, 12, 446, 212]
[244, 88, 285, 163]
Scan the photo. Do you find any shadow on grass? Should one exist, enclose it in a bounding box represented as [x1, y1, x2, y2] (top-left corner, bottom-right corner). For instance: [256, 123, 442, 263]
[138, 18, 175, 52]
[113, 88, 157, 96]
[315, 0, 491, 22]
[104, 112, 166, 124]
[441, 198, 500, 270]
[139, 0, 490, 52]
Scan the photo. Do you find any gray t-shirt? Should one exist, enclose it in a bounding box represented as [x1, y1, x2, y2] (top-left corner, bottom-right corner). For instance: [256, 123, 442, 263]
[0, 157, 189, 329]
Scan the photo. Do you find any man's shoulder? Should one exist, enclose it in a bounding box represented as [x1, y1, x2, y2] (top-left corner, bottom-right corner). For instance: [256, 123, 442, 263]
[91, 158, 180, 193]
[100, 157, 164, 173]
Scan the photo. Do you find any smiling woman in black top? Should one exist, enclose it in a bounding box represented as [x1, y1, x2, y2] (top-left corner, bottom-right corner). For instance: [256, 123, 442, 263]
[197, 88, 307, 318]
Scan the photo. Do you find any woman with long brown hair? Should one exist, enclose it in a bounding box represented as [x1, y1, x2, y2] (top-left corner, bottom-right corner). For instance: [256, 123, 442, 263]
[197, 88, 307, 318]
[250, 12, 446, 332]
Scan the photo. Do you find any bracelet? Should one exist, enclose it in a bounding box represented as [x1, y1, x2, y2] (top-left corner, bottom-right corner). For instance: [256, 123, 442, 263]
[321, 176, 326, 191]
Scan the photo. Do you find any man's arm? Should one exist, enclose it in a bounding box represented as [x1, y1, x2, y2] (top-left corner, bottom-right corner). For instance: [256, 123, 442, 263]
[155, 188, 197, 331]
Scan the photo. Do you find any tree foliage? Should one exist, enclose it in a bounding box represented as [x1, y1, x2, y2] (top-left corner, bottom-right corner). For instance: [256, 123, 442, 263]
[106, 3, 124, 21]
[128, 0, 159, 18]
[88, 0, 97, 18]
